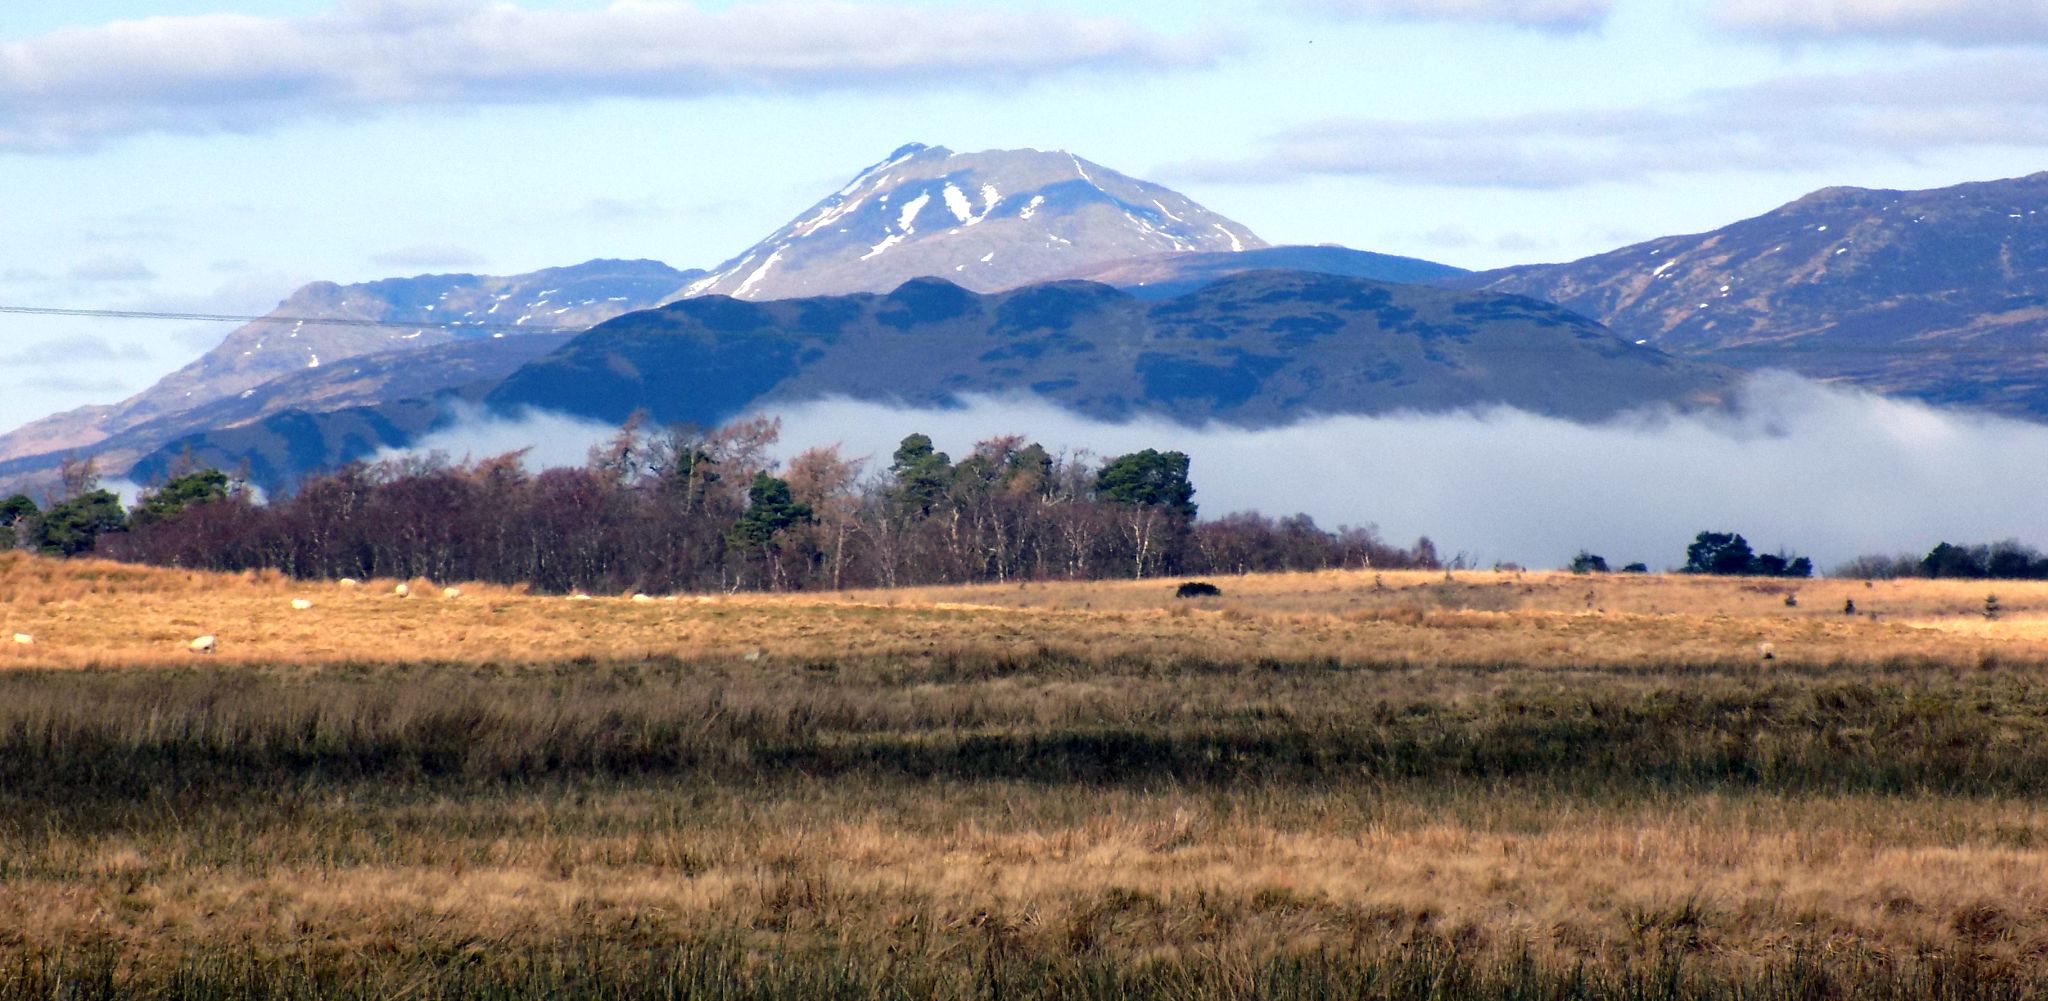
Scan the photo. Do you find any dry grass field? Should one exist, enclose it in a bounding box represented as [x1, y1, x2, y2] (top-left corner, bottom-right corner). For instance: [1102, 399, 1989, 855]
[4, 551, 2048, 998]
[3, 551, 2041, 671]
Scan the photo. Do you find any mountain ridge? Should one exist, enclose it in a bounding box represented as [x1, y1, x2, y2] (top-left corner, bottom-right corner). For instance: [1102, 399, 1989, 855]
[1460, 170, 2048, 416]
[129, 270, 1734, 494]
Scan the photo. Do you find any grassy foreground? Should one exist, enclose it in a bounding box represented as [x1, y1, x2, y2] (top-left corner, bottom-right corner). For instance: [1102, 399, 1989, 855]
[4, 554, 2048, 998]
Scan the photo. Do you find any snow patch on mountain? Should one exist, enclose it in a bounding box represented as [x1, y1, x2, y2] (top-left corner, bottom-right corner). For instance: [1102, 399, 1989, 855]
[896, 192, 931, 233]
[735, 248, 786, 299]
[862, 233, 905, 261]
[943, 184, 973, 223]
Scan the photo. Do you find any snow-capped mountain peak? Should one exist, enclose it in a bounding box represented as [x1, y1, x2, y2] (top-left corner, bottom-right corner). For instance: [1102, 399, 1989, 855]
[680, 144, 1266, 301]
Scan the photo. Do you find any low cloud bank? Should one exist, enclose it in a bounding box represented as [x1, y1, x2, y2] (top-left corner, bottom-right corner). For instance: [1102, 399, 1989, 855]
[395, 372, 2048, 573]
[394, 403, 627, 474]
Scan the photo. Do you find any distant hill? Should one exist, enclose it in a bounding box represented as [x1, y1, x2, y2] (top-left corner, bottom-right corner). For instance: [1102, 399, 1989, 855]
[134, 272, 1732, 493]
[1, 333, 578, 491]
[1063, 246, 1469, 300]
[1462, 172, 2048, 417]
[677, 143, 1266, 301]
[0, 259, 696, 485]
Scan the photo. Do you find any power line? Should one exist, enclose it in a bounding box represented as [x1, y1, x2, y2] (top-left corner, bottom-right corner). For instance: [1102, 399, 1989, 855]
[0, 304, 587, 334]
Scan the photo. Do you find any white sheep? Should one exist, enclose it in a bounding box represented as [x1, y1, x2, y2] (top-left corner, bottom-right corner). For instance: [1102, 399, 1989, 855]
[12, 633, 31, 645]
[189, 635, 216, 654]
[442, 586, 462, 600]
[568, 593, 593, 602]
[630, 593, 655, 603]
[394, 583, 410, 598]
[290, 598, 313, 610]
[338, 578, 360, 588]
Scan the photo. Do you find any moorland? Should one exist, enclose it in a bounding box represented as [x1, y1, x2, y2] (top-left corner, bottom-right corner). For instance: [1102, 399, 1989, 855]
[3, 553, 2048, 998]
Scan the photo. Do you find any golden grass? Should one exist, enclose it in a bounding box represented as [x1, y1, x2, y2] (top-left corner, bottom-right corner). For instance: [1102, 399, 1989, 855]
[6, 788, 2048, 972]
[1, 552, 2041, 673]
[8, 550, 2048, 992]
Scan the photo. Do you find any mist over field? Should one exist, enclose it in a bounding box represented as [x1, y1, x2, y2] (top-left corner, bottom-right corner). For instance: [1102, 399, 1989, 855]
[395, 372, 2048, 572]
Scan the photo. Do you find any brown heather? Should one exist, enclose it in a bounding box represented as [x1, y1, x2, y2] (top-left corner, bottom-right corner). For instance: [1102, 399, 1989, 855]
[3, 552, 2048, 998]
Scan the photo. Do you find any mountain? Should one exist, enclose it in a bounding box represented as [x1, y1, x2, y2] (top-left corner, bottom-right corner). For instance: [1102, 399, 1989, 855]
[1462, 172, 2048, 416]
[0, 144, 1403, 492]
[136, 272, 1732, 493]
[0, 333, 578, 490]
[1062, 245, 1469, 300]
[0, 259, 697, 483]
[676, 143, 1267, 301]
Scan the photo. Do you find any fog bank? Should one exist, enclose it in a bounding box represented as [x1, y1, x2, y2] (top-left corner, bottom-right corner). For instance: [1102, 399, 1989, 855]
[395, 372, 2048, 572]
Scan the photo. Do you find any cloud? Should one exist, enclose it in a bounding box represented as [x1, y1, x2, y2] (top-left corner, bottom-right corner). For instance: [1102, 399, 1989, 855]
[1716, 0, 2048, 47]
[1292, 0, 1611, 31]
[1180, 51, 2048, 188]
[1411, 225, 1553, 253]
[22, 375, 133, 395]
[1489, 231, 1554, 252]
[368, 244, 488, 270]
[0, 334, 149, 367]
[0, 1, 1222, 152]
[79, 206, 182, 246]
[383, 402, 627, 471]
[1417, 225, 1479, 248]
[65, 256, 157, 282]
[581, 196, 673, 221]
[392, 373, 2048, 571]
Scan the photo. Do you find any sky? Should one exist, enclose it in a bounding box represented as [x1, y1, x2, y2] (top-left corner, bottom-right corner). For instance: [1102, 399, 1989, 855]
[4, 0, 2048, 466]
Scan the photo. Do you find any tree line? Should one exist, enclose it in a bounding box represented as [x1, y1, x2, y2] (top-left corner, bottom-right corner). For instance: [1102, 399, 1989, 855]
[3, 419, 1436, 593]
[1837, 540, 2048, 581]
[1569, 531, 1814, 578]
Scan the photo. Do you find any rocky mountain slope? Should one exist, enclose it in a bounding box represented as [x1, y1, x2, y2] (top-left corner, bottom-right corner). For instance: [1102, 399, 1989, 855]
[0, 259, 697, 474]
[134, 272, 1731, 493]
[0, 333, 578, 490]
[678, 144, 1267, 301]
[1463, 172, 2048, 416]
